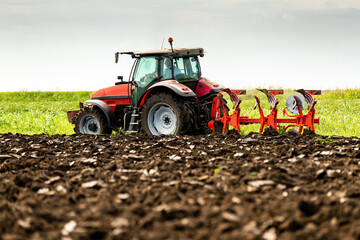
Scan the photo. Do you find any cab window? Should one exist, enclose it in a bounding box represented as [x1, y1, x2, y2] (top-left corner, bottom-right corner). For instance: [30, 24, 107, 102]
[133, 56, 158, 87]
[174, 57, 200, 81]
[160, 56, 200, 81]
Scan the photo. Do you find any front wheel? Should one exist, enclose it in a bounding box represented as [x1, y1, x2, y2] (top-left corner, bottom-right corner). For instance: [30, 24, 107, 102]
[140, 92, 194, 135]
[74, 109, 111, 135]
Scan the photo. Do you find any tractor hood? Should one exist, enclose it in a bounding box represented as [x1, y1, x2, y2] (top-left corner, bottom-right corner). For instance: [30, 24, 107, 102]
[90, 84, 131, 99]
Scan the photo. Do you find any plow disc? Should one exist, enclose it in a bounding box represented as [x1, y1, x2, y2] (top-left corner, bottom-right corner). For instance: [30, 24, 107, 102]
[208, 89, 320, 135]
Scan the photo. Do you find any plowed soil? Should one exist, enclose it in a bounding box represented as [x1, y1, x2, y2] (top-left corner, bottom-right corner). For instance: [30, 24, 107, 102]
[1, 131, 360, 240]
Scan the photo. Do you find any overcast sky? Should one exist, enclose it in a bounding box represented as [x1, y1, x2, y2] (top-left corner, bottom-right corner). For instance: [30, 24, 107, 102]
[1, 0, 360, 91]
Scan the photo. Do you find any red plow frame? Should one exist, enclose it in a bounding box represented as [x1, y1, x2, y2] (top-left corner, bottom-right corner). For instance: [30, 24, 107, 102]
[208, 89, 320, 134]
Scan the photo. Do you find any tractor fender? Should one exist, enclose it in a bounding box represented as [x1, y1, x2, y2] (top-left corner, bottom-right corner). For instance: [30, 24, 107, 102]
[85, 100, 116, 128]
[138, 80, 196, 108]
[195, 78, 224, 98]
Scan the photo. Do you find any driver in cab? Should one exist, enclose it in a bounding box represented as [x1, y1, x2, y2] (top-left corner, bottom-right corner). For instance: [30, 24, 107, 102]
[163, 58, 180, 79]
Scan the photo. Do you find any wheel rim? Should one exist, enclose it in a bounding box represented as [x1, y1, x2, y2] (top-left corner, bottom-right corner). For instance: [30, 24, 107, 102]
[79, 114, 100, 135]
[147, 103, 177, 135]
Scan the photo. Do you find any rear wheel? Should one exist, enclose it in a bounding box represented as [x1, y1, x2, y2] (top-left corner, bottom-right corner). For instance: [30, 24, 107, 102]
[75, 109, 111, 135]
[141, 92, 194, 135]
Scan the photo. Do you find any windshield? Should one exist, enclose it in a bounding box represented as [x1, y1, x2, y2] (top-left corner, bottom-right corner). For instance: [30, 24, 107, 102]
[161, 56, 200, 81]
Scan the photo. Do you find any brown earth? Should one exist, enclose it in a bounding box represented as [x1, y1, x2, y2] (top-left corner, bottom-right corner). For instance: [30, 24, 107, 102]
[1, 131, 360, 240]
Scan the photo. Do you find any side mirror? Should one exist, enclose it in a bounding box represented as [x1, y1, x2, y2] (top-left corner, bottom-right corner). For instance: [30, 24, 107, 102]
[115, 76, 124, 85]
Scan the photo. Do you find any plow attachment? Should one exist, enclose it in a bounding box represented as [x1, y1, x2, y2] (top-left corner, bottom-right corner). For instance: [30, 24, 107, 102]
[208, 89, 320, 135]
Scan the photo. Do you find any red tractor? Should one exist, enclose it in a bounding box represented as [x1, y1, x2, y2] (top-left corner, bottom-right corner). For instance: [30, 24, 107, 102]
[67, 38, 228, 135]
[67, 38, 320, 135]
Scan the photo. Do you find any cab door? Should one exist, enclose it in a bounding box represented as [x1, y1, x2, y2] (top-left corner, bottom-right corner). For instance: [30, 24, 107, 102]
[131, 56, 159, 107]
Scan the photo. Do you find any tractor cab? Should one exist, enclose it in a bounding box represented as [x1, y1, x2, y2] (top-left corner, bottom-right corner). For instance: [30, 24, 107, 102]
[117, 48, 204, 107]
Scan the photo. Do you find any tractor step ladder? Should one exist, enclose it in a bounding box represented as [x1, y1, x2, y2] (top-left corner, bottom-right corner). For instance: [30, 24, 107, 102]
[127, 110, 140, 134]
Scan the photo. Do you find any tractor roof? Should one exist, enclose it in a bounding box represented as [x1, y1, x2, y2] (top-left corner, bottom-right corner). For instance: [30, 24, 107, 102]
[121, 48, 204, 58]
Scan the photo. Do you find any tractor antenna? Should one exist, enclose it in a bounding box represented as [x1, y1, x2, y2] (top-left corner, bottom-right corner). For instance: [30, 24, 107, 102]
[168, 37, 174, 53]
[161, 37, 165, 49]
